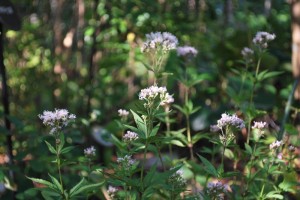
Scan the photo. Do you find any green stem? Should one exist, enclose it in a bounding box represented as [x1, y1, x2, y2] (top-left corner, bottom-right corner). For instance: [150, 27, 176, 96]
[55, 135, 65, 199]
[278, 77, 300, 140]
[140, 142, 148, 191]
[221, 145, 225, 171]
[246, 118, 252, 144]
[245, 143, 257, 194]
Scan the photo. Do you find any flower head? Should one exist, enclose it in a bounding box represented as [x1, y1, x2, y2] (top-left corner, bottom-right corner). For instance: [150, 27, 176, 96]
[141, 32, 178, 53]
[269, 140, 283, 150]
[107, 186, 118, 199]
[177, 46, 198, 57]
[123, 131, 139, 142]
[253, 31, 276, 49]
[84, 146, 96, 157]
[217, 113, 245, 130]
[118, 109, 129, 117]
[252, 121, 267, 130]
[117, 155, 136, 168]
[38, 109, 76, 134]
[206, 181, 229, 200]
[288, 145, 295, 152]
[167, 168, 186, 192]
[241, 47, 254, 63]
[139, 85, 173, 107]
[210, 125, 221, 133]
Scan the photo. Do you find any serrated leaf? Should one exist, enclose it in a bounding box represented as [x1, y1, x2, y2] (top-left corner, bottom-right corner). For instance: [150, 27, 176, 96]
[26, 177, 57, 191]
[192, 133, 209, 144]
[60, 146, 75, 154]
[170, 139, 185, 147]
[45, 141, 57, 154]
[265, 191, 283, 199]
[48, 174, 63, 193]
[70, 178, 86, 197]
[70, 181, 104, 197]
[173, 104, 186, 115]
[198, 155, 218, 177]
[130, 110, 147, 137]
[149, 123, 160, 137]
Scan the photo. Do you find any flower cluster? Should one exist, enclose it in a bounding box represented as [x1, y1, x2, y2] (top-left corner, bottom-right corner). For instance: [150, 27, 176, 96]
[217, 113, 245, 130]
[289, 145, 295, 152]
[38, 109, 76, 134]
[139, 85, 174, 107]
[141, 32, 178, 53]
[252, 31, 276, 49]
[252, 121, 267, 130]
[210, 125, 220, 133]
[107, 185, 118, 199]
[177, 46, 198, 57]
[123, 131, 139, 142]
[118, 109, 129, 117]
[205, 181, 229, 200]
[241, 47, 254, 63]
[269, 140, 283, 150]
[117, 155, 136, 168]
[84, 146, 96, 157]
[167, 168, 186, 192]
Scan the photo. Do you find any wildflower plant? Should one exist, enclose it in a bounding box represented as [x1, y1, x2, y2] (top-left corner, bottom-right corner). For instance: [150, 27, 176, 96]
[26, 30, 299, 200]
[27, 109, 103, 200]
[141, 32, 178, 81]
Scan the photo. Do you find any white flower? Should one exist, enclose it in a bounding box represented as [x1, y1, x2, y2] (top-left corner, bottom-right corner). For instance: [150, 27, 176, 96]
[168, 168, 186, 189]
[84, 146, 96, 157]
[288, 145, 295, 151]
[206, 181, 229, 200]
[253, 31, 276, 49]
[117, 155, 136, 168]
[252, 121, 267, 130]
[38, 109, 76, 134]
[241, 47, 254, 62]
[107, 186, 118, 198]
[118, 109, 129, 117]
[217, 113, 245, 130]
[269, 140, 283, 150]
[141, 32, 178, 53]
[177, 46, 198, 57]
[210, 125, 221, 132]
[123, 131, 139, 142]
[139, 85, 173, 107]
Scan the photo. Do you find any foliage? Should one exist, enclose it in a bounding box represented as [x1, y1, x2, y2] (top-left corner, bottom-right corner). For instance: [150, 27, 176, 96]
[0, 0, 299, 200]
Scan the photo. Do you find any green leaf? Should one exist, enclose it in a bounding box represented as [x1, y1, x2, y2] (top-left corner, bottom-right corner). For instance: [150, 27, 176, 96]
[48, 174, 63, 193]
[130, 110, 147, 137]
[244, 143, 252, 155]
[70, 178, 86, 197]
[265, 191, 283, 199]
[279, 172, 298, 193]
[198, 155, 218, 177]
[58, 133, 65, 153]
[170, 139, 185, 147]
[45, 141, 57, 154]
[70, 181, 104, 197]
[173, 104, 186, 115]
[60, 146, 75, 154]
[192, 133, 209, 144]
[149, 123, 160, 137]
[224, 148, 234, 160]
[26, 177, 57, 191]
